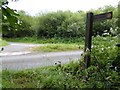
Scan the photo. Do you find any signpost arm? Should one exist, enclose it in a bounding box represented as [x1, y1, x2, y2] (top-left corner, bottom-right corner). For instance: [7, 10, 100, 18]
[84, 12, 93, 68]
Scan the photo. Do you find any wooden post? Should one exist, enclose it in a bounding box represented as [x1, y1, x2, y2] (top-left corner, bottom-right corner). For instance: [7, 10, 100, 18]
[84, 11, 112, 68]
[84, 12, 93, 68]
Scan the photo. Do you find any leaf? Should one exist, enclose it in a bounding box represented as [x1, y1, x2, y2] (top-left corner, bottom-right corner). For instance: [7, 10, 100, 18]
[6, 7, 19, 16]
[2, 7, 19, 26]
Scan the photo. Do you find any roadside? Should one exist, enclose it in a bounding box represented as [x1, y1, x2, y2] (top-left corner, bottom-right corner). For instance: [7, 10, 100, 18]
[0, 42, 45, 56]
[1, 42, 83, 70]
[0, 42, 83, 56]
[0, 39, 8, 47]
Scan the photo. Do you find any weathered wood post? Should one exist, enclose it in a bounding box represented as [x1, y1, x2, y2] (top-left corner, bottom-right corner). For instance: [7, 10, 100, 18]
[84, 12, 93, 68]
[84, 11, 112, 68]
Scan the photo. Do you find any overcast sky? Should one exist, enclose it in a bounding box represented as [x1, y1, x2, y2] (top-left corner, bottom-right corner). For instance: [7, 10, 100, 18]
[8, 0, 120, 16]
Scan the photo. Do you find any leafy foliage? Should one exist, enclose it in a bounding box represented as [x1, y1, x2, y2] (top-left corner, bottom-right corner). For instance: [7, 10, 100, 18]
[93, 7, 118, 36]
[35, 11, 86, 38]
[2, 4, 119, 38]
[13, 10, 35, 37]
[1, 0, 33, 37]
[1, 0, 20, 37]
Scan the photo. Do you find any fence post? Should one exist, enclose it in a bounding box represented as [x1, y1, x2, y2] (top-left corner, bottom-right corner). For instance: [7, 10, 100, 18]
[84, 12, 93, 68]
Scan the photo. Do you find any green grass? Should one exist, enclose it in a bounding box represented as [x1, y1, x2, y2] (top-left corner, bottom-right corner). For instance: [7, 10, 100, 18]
[0, 39, 8, 47]
[32, 44, 84, 52]
[5, 37, 84, 52]
[1, 61, 83, 88]
[4, 37, 84, 44]
[2, 60, 120, 89]
[2, 66, 58, 88]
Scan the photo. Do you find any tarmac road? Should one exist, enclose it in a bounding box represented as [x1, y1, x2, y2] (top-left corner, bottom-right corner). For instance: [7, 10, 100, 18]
[3, 42, 45, 52]
[1, 42, 83, 70]
[2, 51, 83, 70]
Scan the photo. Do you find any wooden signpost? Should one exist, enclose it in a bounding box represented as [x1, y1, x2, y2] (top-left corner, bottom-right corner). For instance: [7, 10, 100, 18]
[84, 12, 112, 68]
[84, 12, 93, 68]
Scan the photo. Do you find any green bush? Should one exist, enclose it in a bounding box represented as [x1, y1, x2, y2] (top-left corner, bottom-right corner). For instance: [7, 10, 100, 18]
[2, 5, 119, 38]
[35, 11, 85, 38]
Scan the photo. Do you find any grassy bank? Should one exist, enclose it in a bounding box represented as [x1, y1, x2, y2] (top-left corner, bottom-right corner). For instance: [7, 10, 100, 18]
[2, 61, 84, 89]
[2, 60, 120, 89]
[31, 44, 84, 52]
[2, 61, 79, 88]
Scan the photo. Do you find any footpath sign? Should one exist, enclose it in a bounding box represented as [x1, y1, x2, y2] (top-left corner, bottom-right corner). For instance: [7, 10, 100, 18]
[94, 12, 112, 21]
[84, 12, 112, 68]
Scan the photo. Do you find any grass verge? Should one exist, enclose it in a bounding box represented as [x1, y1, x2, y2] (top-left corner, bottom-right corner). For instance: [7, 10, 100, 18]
[4, 37, 84, 44]
[31, 44, 84, 52]
[2, 60, 120, 89]
[0, 39, 8, 47]
[2, 61, 80, 88]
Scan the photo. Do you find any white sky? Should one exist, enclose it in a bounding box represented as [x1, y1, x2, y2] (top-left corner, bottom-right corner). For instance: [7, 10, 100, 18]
[8, 0, 120, 16]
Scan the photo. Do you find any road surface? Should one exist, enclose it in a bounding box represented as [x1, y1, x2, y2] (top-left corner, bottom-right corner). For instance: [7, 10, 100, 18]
[1, 42, 44, 56]
[2, 51, 83, 70]
[1, 42, 83, 70]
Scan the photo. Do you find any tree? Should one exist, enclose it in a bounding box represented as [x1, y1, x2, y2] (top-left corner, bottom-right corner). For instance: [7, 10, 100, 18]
[1, 0, 23, 37]
[35, 11, 86, 38]
[16, 10, 34, 37]
[1, 0, 19, 26]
